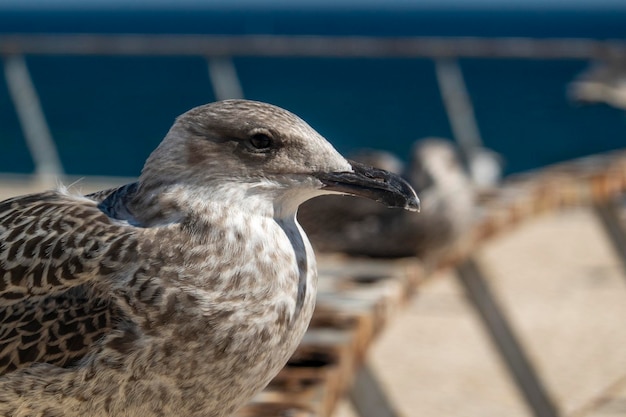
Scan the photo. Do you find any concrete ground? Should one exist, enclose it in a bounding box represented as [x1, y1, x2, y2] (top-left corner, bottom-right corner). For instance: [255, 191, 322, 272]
[335, 207, 626, 417]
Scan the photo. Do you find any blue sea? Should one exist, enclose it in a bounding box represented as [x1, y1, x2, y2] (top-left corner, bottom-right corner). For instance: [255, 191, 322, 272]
[0, 7, 625, 177]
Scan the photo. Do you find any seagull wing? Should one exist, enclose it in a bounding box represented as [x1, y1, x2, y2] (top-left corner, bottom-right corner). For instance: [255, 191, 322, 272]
[0, 285, 123, 375]
[0, 189, 142, 374]
[86, 181, 139, 204]
[85, 185, 123, 203]
[0, 190, 139, 306]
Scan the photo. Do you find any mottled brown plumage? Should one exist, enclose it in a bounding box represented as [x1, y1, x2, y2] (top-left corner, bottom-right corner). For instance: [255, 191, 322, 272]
[0, 100, 418, 417]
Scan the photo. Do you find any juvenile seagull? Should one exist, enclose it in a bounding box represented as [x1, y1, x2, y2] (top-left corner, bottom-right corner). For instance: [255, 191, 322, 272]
[0, 100, 419, 417]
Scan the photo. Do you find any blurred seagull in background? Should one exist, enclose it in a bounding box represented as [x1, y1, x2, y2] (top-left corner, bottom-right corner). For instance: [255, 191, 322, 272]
[406, 138, 477, 261]
[568, 59, 626, 110]
[0, 99, 419, 417]
[300, 138, 476, 263]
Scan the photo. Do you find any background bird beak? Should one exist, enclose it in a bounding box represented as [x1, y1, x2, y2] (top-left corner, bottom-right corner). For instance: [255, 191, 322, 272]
[314, 160, 420, 212]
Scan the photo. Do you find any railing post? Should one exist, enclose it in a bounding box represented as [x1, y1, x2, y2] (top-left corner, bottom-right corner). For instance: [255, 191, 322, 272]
[456, 257, 560, 417]
[3, 54, 63, 183]
[435, 58, 501, 188]
[207, 56, 244, 100]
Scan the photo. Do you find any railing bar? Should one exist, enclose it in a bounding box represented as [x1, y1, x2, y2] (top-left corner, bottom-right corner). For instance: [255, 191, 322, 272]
[592, 201, 626, 276]
[456, 257, 560, 417]
[434, 58, 484, 157]
[349, 364, 401, 417]
[3, 55, 64, 181]
[0, 35, 624, 59]
[207, 56, 244, 100]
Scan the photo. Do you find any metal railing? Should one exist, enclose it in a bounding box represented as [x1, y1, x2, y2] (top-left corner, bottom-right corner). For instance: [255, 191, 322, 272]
[1, 34, 625, 59]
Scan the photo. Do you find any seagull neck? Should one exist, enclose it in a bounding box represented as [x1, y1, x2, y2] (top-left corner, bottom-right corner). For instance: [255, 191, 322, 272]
[128, 181, 292, 227]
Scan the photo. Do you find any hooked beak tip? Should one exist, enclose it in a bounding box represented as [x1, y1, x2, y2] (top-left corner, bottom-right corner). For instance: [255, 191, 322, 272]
[315, 160, 421, 212]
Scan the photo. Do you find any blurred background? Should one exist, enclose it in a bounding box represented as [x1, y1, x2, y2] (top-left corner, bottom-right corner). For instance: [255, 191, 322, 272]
[1, 1, 626, 417]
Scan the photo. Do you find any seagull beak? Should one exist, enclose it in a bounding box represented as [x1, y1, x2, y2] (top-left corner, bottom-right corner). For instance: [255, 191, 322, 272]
[314, 160, 420, 212]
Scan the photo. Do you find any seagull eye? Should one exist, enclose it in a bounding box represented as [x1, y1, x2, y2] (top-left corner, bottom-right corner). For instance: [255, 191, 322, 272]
[248, 133, 273, 151]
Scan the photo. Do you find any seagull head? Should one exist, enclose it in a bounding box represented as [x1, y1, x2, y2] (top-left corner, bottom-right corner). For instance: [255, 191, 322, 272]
[141, 100, 419, 218]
